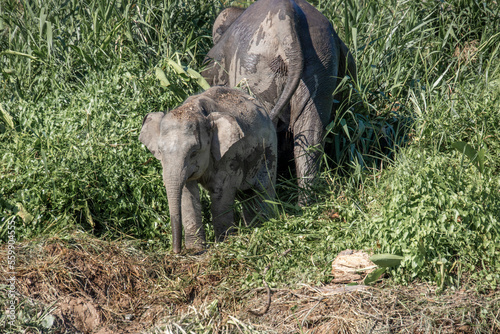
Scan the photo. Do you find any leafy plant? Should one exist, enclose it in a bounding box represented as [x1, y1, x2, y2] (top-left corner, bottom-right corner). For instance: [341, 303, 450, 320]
[360, 147, 499, 288]
[364, 253, 404, 285]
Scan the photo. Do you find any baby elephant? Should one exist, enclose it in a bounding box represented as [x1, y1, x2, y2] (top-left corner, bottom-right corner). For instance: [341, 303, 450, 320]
[140, 86, 277, 253]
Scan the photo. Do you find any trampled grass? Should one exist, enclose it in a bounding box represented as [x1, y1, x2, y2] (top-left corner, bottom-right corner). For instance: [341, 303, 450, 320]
[1, 0, 500, 332]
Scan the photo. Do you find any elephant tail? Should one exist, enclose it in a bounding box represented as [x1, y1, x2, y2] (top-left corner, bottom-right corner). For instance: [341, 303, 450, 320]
[268, 0, 304, 122]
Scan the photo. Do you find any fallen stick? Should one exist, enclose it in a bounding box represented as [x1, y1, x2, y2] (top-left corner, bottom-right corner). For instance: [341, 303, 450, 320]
[248, 248, 291, 316]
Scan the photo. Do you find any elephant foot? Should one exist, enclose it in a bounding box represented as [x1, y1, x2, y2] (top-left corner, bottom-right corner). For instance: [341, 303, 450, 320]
[184, 235, 206, 252]
[214, 225, 236, 242]
[184, 247, 207, 256]
[185, 243, 205, 251]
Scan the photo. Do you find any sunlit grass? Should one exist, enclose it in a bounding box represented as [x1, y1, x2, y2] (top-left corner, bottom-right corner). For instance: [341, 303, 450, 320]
[1, 0, 499, 293]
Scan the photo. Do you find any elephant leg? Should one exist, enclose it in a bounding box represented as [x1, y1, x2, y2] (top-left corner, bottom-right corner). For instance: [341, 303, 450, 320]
[210, 186, 237, 242]
[293, 103, 326, 206]
[182, 181, 205, 250]
[241, 191, 274, 226]
[241, 162, 277, 225]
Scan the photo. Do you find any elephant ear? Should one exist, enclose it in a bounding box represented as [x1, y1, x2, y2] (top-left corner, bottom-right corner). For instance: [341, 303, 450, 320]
[139, 112, 164, 160]
[208, 112, 244, 161]
[212, 7, 245, 44]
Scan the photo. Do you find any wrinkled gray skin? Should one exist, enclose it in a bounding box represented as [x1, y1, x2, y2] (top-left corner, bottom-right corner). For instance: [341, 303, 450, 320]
[212, 7, 245, 45]
[140, 87, 277, 253]
[203, 0, 356, 204]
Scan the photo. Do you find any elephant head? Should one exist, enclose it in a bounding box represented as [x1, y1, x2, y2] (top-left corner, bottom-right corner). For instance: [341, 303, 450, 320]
[139, 97, 245, 253]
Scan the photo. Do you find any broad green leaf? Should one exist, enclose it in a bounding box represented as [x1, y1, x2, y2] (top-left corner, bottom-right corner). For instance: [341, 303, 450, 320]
[0, 103, 14, 129]
[351, 27, 357, 51]
[357, 119, 365, 136]
[167, 59, 188, 76]
[477, 148, 486, 174]
[155, 68, 170, 87]
[39, 7, 47, 40]
[15, 203, 34, 223]
[370, 254, 404, 268]
[452, 141, 486, 173]
[452, 141, 477, 161]
[340, 118, 351, 140]
[46, 21, 53, 56]
[363, 267, 386, 285]
[93, 8, 100, 43]
[85, 200, 94, 228]
[187, 68, 210, 90]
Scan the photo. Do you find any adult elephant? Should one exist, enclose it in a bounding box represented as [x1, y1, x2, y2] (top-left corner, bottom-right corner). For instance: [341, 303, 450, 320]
[202, 0, 356, 204]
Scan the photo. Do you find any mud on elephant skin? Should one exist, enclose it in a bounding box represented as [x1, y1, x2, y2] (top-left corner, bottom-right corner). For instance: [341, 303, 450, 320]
[203, 0, 356, 204]
[139, 87, 277, 253]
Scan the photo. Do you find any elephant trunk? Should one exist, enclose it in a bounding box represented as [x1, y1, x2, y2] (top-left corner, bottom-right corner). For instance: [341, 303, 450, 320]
[268, 2, 304, 121]
[164, 171, 187, 254]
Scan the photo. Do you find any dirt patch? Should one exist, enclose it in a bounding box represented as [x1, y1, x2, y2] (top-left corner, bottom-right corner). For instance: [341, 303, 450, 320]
[58, 297, 101, 333]
[331, 249, 376, 283]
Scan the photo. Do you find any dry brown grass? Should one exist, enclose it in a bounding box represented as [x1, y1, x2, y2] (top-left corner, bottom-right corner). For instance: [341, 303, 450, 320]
[243, 283, 500, 333]
[1, 234, 499, 333]
[1, 233, 226, 333]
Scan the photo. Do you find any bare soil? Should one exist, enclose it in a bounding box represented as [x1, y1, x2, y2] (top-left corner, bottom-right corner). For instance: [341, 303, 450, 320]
[1, 234, 499, 333]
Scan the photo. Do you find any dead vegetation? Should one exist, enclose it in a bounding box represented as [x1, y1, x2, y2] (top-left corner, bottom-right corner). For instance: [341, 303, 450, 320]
[453, 40, 480, 64]
[1, 234, 499, 333]
[245, 284, 500, 333]
[1, 233, 226, 333]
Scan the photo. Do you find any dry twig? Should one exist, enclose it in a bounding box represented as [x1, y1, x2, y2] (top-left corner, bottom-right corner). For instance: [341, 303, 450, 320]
[248, 248, 291, 316]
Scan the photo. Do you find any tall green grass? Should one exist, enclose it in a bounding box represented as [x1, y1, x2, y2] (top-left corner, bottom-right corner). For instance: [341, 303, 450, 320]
[1, 0, 499, 289]
[0, 0, 221, 240]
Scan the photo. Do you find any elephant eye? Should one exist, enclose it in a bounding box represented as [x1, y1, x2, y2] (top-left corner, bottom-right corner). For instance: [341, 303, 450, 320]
[189, 151, 197, 159]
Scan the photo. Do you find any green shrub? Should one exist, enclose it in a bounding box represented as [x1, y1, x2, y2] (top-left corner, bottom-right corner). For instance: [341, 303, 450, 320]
[362, 148, 499, 289]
